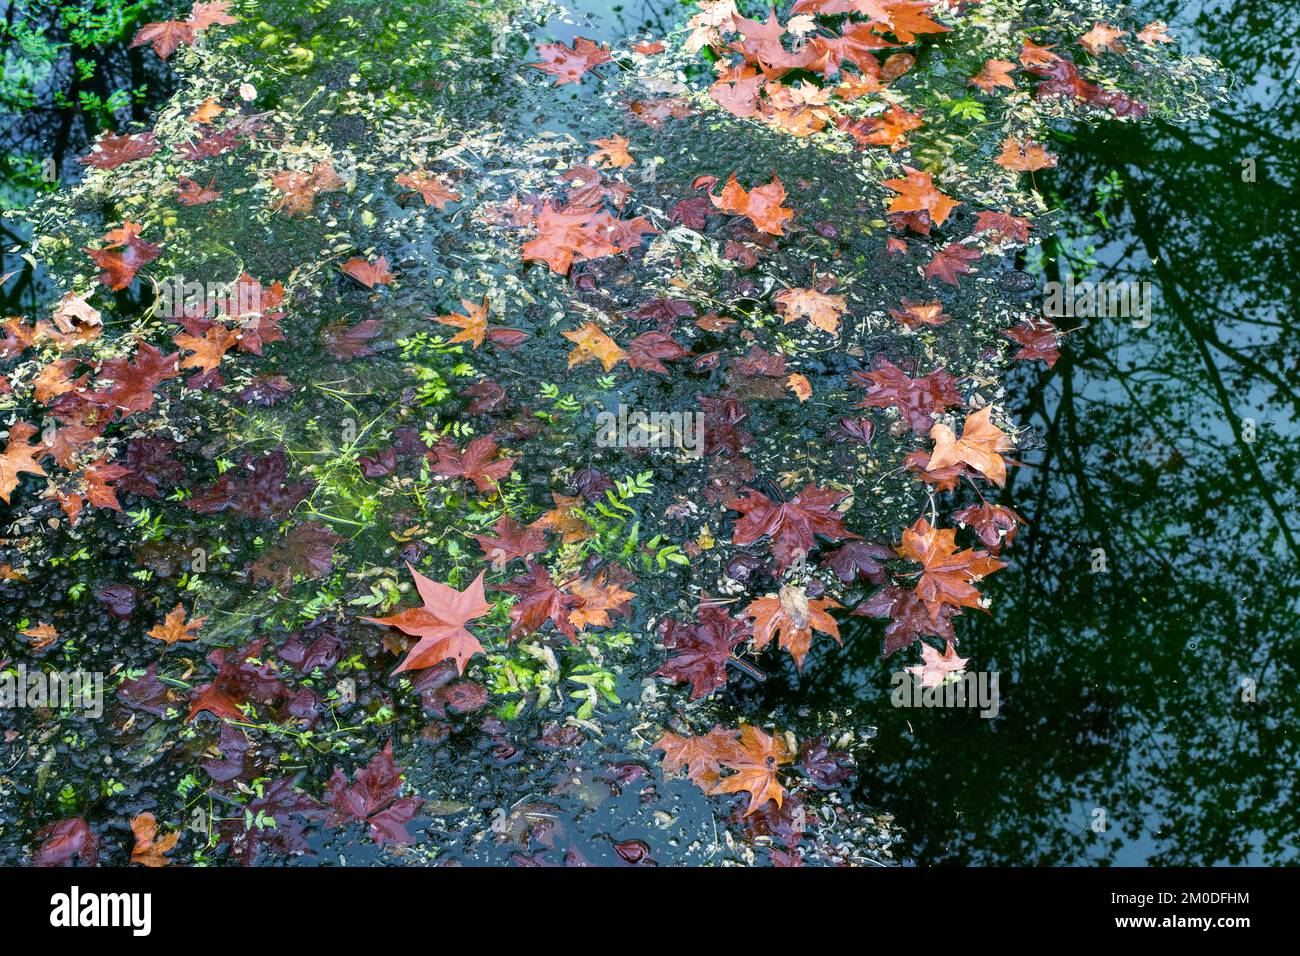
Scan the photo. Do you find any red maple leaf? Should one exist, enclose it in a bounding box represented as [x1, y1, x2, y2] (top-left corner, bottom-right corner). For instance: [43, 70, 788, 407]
[363, 565, 492, 675]
[852, 358, 962, 432]
[428, 434, 517, 494]
[495, 561, 578, 642]
[854, 584, 959, 657]
[1005, 318, 1060, 367]
[726, 482, 860, 572]
[84, 222, 161, 290]
[325, 741, 423, 847]
[925, 243, 982, 286]
[655, 602, 751, 699]
[188, 638, 285, 721]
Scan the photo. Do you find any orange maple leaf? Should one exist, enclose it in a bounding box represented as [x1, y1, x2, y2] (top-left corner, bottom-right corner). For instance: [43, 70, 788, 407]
[146, 603, 206, 645]
[130, 812, 180, 867]
[588, 135, 635, 169]
[896, 518, 1005, 623]
[711, 174, 794, 236]
[969, 58, 1017, 93]
[340, 255, 395, 288]
[994, 136, 1058, 172]
[775, 286, 847, 334]
[926, 405, 1013, 486]
[568, 573, 636, 630]
[563, 321, 626, 371]
[362, 565, 492, 675]
[270, 161, 344, 217]
[882, 166, 960, 226]
[744, 584, 842, 669]
[0, 422, 48, 504]
[708, 724, 794, 815]
[432, 296, 489, 349]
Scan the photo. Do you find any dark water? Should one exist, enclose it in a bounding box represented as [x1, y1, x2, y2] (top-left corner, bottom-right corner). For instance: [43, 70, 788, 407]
[823, 0, 1297, 864]
[4, 0, 1294, 866]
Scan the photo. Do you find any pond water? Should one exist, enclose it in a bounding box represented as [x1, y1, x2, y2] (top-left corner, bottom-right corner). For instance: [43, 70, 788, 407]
[2, 0, 1293, 866]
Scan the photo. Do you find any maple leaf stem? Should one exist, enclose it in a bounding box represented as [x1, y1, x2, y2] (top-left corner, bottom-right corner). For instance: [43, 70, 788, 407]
[727, 656, 767, 683]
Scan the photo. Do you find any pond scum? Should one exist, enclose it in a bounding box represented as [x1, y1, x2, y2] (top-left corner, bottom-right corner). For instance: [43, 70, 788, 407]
[0, 0, 1223, 866]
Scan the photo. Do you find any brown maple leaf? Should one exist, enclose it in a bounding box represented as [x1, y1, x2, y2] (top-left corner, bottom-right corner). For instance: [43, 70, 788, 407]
[654, 725, 746, 788]
[529, 493, 593, 544]
[89, 342, 181, 414]
[568, 572, 635, 630]
[1019, 38, 1059, 67]
[953, 502, 1022, 554]
[1079, 22, 1127, 55]
[320, 319, 382, 360]
[79, 131, 158, 170]
[907, 640, 970, 688]
[84, 222, 161, 290]
[146, 603, 206, 645]
[395, 170, 461, 209]
[974, 211, 1032, 244]
[363, 566, 492, 675]
[896, 518, 1005, 623]
[853, 359, 963, 432]
[855, 583, 959, 657]
[925, 243, 982, 286]
[926, 405, 1013, 486]
[495, 561, 578, 641]
[655, 603, 751, 699]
